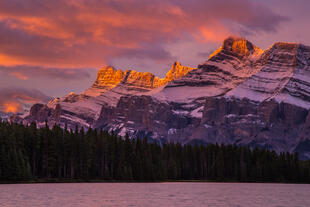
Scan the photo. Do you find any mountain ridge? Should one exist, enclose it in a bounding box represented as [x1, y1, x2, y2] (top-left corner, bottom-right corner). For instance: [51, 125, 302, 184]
[16, 36, 310, 159]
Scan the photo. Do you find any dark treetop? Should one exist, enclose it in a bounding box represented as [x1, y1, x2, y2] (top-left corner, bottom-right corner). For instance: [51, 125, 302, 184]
[0, 121, 309, 183]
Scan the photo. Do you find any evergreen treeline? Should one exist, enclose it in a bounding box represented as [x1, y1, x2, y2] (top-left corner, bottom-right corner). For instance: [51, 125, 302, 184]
[0, 121, 310, 183]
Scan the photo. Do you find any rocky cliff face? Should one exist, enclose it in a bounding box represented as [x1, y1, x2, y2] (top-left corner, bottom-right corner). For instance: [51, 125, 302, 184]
[227, 42, 310, 108]
[81, 62, 196, 98]
[91, 95, 310, 159]
[22, 36, 310, 159]
[155, 37, 263, 103]
[25, 62, 196, 129]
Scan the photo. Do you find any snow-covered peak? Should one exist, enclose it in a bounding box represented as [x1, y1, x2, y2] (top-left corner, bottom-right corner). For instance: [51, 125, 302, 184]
[154, 38, 264, 104]
[22, 36, 310, 160]
[47, 97, 60, 107]
[271, 42, 299, 49]
[260, 42, 310, 67]
[94, 66, 125, 88]
[209, 36, 263, 60]
[258, 42, 310, 70]
[226, 41, 310, 109]
[297, 44, 310, 67]
[122, 70, 163, 89]
[224, 36, 262, 55]
[45, 61, 197, 125]
[164, 61, 196, 82]
[83, 62, 197, 98]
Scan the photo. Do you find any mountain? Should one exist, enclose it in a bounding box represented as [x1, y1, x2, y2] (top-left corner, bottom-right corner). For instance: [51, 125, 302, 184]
[23, 62, 195, 128]
[0, 111, 11, 121]
[20, 36, 310, 159]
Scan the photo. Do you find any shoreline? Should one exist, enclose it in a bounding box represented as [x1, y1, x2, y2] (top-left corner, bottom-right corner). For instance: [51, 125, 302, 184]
[1, 179, 308, 185]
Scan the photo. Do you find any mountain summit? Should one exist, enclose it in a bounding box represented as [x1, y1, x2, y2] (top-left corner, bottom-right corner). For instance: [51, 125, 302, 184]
[209, 36, 263, 60]
[83, 62, 196, 98]
[19, 37, 310, 160]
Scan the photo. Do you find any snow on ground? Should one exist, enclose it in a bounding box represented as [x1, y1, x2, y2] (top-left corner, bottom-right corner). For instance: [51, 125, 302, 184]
[61, 114, 90, 128]
[153, 86, 225, 103]
[168, 128, 177, 135]
[190, 106, 204, 118]
[275, 93, 310, 109]
[226, 62, 310, 109]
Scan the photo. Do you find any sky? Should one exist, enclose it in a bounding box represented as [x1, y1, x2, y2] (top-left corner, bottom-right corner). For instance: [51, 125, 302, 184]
[0, 0, 309, 113]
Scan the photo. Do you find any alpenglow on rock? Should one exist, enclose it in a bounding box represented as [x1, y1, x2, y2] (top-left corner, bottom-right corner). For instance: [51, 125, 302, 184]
[20, 36, 310, 159]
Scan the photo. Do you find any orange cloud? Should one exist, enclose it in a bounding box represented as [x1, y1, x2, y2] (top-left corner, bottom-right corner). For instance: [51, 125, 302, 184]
[0, 65, 91, 80]
[2, 101, 22, 113]
[195, 23, 232, 43]
[0, 0, 287, 68]
[0, 88, 51, 114]
[0, 54, 24, 66]
[15, 17, 74, 40]
[9, 71, 28, 80]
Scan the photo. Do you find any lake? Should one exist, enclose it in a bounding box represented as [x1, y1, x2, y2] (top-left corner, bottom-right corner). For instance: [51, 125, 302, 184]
[0, 182, 309, 207]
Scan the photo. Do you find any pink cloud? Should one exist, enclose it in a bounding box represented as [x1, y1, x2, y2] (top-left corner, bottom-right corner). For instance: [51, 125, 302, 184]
[0, 0, 287, 68]
[0, 65, 91, 80]
[8, 71, 28, 80]
[0, 87, 51, 113]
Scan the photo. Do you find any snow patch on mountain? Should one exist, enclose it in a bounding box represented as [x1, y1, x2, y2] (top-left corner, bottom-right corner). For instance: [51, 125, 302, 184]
[227, 42, 310, 109]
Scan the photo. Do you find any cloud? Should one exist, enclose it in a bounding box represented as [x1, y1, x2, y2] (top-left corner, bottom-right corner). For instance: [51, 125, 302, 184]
[0, 87, 52, 113]
[197, 49, 218, 59]
[8, 71, 29, 80]
[0, 65, 92, 80]
[0, 0, 288, 68]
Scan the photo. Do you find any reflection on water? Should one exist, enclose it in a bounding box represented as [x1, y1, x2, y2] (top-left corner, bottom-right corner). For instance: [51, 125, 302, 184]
[0, 182, 310, 207]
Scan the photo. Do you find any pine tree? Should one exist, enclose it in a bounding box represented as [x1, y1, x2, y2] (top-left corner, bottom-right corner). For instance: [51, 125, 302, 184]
[0, 121, 309, 183]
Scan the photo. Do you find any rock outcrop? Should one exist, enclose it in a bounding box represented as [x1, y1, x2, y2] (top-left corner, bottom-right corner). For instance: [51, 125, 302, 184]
[85, 63, 196, 97]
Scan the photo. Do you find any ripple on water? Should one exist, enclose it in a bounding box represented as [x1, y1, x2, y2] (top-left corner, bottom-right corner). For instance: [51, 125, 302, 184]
[0, 183, 310, 207]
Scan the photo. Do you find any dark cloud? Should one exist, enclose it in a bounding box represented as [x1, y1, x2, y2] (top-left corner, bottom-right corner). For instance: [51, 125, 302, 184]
[0, 0, 288, 68]
[170, 0, 288, 29]
[197, 49, 218, 58]
[0, 65, 92, 80]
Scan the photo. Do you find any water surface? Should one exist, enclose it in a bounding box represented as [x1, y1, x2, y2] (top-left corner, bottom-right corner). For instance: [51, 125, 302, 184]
[0, 182, 309, 207]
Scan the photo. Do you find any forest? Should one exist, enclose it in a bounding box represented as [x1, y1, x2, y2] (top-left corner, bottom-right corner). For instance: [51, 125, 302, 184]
[0, 121, 310, 183]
